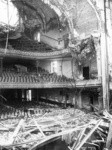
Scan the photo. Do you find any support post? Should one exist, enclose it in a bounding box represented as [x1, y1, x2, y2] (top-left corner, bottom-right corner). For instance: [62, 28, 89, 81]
[100, 0, 110, 111]
[94, 38, 102, 81]
[35, 89, 39, 104]
[98, 87, 103, 110]
[77, 92, 82, 108]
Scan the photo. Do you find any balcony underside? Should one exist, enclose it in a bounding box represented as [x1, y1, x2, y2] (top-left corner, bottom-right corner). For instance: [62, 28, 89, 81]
[0, 79, 101, 89]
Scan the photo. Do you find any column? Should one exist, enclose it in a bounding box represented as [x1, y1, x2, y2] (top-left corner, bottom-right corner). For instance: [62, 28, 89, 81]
[73, 91, 82, 108]
[77, 92, 82, 108]
[35, 89, 39, 104]
[0, 57, 3, 76]
[72, 57, 81, 80]
[94, 38, 102, 80]
[35, 60, 40, 73]
[98, 87, 103, 111]
[100, 0, 110, 110]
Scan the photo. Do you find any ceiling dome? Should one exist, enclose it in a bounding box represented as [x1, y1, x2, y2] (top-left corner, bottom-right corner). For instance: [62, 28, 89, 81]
[11, 0, 99, 38]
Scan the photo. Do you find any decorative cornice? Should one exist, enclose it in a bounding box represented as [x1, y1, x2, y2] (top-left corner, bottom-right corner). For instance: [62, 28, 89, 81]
[0, 48, 70, 59]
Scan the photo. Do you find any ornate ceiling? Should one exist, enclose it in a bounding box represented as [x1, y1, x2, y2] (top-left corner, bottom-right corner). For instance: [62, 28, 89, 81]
[11, 0, 65, 32]
[11, 0, 99, 39]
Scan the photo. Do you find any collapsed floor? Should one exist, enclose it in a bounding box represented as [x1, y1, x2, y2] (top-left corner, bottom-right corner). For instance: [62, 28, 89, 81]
[0, 101, 111, 150]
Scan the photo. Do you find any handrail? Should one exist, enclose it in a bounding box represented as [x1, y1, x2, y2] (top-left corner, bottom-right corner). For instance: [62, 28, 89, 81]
[41, 34, 64, 42]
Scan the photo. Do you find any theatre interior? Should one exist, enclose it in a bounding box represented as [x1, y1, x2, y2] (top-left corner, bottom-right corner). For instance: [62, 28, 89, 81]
[0, 0, 112, 150]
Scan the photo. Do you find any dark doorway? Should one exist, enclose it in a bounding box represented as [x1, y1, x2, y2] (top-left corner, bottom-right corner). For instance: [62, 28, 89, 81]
[83, 66, 89, 80]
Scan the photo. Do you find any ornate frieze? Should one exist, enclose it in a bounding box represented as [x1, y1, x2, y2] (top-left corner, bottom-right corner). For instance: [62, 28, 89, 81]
[0, 48, 70, 59]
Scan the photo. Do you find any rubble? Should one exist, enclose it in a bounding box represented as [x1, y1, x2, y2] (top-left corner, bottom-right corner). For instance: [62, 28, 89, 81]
[0, 106, 111, 150]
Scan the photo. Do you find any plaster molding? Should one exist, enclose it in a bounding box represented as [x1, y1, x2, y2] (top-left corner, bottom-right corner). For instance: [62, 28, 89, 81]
[0, 48, 70, 59]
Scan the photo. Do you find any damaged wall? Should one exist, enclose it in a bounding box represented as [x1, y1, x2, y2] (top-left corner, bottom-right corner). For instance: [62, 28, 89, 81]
[38, 58, 73, 78]
[82, 91, 99, 110]
[72, 55, 97, 80]
[38, 88, 99, 110]
[39, 88, 77, 105]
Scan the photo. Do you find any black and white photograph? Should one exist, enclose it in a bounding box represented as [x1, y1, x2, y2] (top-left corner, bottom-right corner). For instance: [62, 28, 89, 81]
[0, 0, 111, 149]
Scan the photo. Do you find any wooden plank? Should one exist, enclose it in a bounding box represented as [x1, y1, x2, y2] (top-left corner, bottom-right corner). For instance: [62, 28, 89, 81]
[29, 124, 90, 150]
[33, 118, 46, 138]
[106, 121, 112, 149]
[74, 119, 103, 150]
[9, 119, 24, 145]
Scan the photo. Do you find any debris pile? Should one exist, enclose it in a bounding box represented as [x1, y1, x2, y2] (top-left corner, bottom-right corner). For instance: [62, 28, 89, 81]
[0, 107, 111, 150]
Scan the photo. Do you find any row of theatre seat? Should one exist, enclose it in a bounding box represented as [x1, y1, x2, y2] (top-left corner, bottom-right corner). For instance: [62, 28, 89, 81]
[0, 71, 40, 83]
[0, 36, 53, 52]
[0, 67, 75, 84]
[10, 42, 52, 52]
[0, 102, 58, 120]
